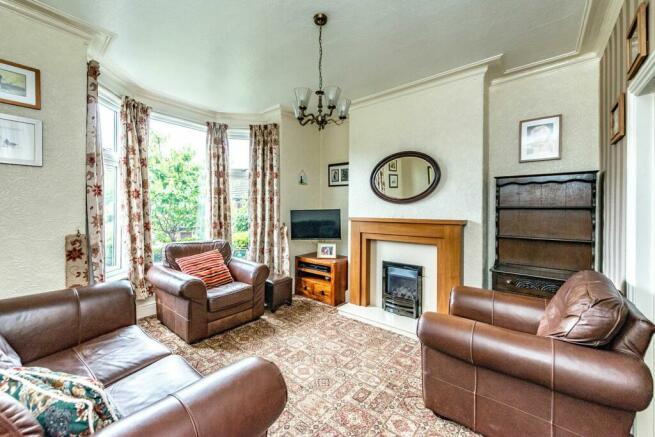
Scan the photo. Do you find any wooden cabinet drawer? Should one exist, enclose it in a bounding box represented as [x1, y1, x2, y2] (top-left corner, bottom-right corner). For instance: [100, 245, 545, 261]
[493, 272, 561, 298]
[296, 278, 331, 303]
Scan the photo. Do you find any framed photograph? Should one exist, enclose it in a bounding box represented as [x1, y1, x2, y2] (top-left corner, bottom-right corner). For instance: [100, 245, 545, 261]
[388, 173, 398, 188]
[610, 93, 626, 145]
[0, 112, 42, 166]
[626, 2, 648, 80]
[519, 115, 561, 162]
[0, 59, 41, 110]
[388, 160, 397, 172]
[328, 162, 349, 187]
[317, 242, 336, 259]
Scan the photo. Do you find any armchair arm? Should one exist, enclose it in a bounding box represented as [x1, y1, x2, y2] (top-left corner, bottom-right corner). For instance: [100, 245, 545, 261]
[97, 357, 287, 437]
[228, 258, 270, 287]
[146, 264, 206, 304]
[449, 285, 548, 334]
[418, 312, 653, 412]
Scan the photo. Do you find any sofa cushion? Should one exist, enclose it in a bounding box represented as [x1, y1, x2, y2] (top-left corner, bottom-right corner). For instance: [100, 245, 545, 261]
[27, 326, 171, 385]
[537, 271, 628, 346]
[207, 282, 253, 313]
[0, 336, 20, 370]
[177, 250, 234, 289]
[0, 367, 121, 435]
[106, 355, 200, 417]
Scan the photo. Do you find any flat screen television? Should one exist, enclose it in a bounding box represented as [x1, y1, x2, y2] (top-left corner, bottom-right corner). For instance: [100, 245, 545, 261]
[290, 209, 341, 240]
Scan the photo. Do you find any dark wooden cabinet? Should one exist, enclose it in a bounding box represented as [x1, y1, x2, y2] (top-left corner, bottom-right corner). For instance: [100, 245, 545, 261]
[491, 171, 599, 298]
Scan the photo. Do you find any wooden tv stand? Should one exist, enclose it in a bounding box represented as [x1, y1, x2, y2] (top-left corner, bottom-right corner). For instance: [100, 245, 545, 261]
[295, 253, 348, 306]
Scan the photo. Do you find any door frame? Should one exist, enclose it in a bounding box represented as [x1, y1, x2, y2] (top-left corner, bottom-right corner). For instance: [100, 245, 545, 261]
[626, 53, 655, 436]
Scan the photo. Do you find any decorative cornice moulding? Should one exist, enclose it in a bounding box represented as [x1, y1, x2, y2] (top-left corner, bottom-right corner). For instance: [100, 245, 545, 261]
[490, 52, 599, 87]
[0, 0, 114, 58]
[351, 54, 502, 111]
[101, 61, 282, 127]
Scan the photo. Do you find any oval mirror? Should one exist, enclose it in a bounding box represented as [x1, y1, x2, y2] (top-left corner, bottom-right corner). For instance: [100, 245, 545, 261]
[370, 151, 441, 203]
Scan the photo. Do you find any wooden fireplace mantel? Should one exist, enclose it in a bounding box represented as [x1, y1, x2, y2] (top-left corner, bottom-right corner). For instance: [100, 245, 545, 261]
[349, 217, 467, 314]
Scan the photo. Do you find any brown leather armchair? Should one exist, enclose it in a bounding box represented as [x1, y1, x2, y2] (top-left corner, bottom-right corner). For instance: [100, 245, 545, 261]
[418, 275, 655, 437]
[0, 280, 287, 437]
[147, 240, 270, 343]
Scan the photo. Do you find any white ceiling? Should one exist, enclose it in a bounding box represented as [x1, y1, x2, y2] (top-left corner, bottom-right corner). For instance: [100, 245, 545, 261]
[40, 0, 593, 113]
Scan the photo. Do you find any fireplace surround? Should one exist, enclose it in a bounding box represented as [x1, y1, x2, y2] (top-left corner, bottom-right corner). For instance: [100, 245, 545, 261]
[382, 261, 423, 318]
[349, 217, 466, 313]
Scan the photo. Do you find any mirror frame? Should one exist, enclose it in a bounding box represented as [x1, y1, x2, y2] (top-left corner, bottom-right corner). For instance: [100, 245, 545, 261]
[369, 151, 441, 204]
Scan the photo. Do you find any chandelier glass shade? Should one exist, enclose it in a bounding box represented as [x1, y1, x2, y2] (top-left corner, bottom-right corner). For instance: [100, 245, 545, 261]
[292, 13, 351, 130]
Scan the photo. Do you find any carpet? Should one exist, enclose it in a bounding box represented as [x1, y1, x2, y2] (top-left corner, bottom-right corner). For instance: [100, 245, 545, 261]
[139, 297, 476, 436]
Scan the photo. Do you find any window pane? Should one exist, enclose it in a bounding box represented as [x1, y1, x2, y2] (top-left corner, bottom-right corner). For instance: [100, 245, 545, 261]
[229, 132, 250, 259]
[149, 118, 208, 263]
[104, 165, 117, 269]
[99, 104, 117, 152]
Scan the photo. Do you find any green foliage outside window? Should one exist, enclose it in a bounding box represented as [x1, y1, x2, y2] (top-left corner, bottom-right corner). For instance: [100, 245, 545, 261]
[149, 131, 202, 261]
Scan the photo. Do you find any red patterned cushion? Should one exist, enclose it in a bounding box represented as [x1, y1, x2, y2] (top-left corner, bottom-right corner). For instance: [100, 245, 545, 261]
[176, 250, 233, 288]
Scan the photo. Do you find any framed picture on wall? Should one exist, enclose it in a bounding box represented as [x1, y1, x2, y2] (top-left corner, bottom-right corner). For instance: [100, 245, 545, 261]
[610, 93, 626, 145]
[388, 160, 397, 172]
[626, 2, 648, 80]
[328, 162, 349, 187]
[388, 173, 398, 188]
[0, 59, 41, 110]
[0, 112, 43, 166]
[519, 114, 561, 163]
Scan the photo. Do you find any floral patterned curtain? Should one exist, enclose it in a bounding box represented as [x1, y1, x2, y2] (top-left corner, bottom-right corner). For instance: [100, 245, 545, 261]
[85, 60, 104, 284]
[248, 124, 289, 274]
[207, 122, 232, 242]
[120, 97, 153, 299]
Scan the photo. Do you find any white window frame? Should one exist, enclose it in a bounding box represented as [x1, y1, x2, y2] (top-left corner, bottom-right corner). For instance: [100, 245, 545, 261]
[149, 112, 208, 263]
[99, 87, 124, 279]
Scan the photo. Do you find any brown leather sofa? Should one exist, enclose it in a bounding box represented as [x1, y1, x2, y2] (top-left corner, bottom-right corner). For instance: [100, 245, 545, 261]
[418, 272, 655, 437]
[147, 240, 269, 343]
[0, 280, 287, 436]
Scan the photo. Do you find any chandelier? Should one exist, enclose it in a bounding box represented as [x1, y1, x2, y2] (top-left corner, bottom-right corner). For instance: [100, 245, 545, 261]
[293, 13, 351, 130]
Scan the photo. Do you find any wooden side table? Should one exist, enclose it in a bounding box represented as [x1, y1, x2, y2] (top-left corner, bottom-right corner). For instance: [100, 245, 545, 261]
[295, 253, 348, 306]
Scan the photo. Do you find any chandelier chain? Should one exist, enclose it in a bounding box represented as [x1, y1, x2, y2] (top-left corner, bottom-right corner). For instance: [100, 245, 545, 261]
[318, 24, 323, 91]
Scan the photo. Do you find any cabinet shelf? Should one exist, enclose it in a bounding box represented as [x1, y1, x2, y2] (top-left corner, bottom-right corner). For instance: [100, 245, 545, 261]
[497, 235, 593, 244]
[496, 206, 594, 210]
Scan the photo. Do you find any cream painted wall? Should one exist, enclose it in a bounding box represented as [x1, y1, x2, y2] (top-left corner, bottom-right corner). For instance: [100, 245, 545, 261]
[279, 113, 321, 273]
[0, 8, 88, 297]
[349, 70, 488, 287]
[319, 123, 349, 256]
[487, 59, 601, 280]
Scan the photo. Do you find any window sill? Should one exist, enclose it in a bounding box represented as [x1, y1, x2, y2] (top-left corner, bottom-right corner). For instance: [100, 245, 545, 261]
[105, 269, 128, 282]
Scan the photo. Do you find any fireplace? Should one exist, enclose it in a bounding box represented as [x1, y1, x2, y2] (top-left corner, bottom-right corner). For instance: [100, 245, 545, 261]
[382, 261, 423, 318]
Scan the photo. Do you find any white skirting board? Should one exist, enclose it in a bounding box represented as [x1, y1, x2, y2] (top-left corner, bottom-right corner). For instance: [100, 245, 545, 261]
[136, 296, 156, 319]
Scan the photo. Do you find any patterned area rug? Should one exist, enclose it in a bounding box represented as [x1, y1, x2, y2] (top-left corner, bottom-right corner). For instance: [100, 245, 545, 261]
[139, 297, 476, 436]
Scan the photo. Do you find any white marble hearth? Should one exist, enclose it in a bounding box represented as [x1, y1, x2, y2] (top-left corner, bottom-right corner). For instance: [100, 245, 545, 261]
[337, 303, 419, 338]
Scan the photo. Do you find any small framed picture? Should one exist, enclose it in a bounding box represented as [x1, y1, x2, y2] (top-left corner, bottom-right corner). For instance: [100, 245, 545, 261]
[0, 112, 42, 166]
[610, 93, 625, 145]
[389, 173, 398, 188]
[626, 2, 648, 80]
[388, 160, 397, 172]
[328, 162, 348, 187]
[317, 242, 336, 259]
[519, 115, 561, 163]
[0, 59, 41, 110]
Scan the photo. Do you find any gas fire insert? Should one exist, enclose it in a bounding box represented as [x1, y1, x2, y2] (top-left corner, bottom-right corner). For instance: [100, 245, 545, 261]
[382, 261, 422, 318]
